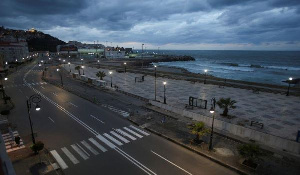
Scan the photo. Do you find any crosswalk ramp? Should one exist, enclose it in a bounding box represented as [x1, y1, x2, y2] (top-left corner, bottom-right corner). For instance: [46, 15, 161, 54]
[101, 104, 130, 118]
[50, 125, 150, 170]
[1, 131, 26, 153]
[3, 82, 47, 89]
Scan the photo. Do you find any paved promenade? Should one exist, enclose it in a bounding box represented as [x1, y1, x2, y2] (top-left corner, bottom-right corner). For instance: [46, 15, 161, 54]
[65, 64, 300, 140]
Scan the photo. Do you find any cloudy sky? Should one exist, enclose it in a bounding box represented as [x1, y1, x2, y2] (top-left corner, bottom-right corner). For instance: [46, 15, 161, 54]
[1, 0, 300, 50]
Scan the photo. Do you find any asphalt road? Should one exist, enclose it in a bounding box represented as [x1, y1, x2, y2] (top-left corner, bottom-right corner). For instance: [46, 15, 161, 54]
[4, 59, 238, 175]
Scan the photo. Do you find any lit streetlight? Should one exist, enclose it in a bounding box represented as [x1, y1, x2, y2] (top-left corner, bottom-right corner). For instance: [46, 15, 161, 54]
[204, 69, 208, 84]
[154, 65, 157, 101]
[68, 62, 71, 72]
[286, 77, 293, 96]
[124, 62, 127, 73]
[109, 71, 113, 87]
[81, 66, 85, 75]
[163, 81, 167, 104]
[209, 98, 216, 151]
[57, 68, 63, 86]
[26, 94, 42, 144]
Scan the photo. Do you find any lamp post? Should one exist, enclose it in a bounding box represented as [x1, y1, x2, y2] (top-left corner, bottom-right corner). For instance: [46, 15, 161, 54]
[57, 68, 63, 86]
[63, 59, 66, 68]
[142, 44, 144, 68]
[81, 66, 85, 75]
[124, 62, 127, 73]
[163, 81, 167, 104]
[81, 58, 83, 65]
[209, 98, 216, 151]
[109, 71, 113, 87]
[286, 77, 293, 96]
[68, 62, 71, 72]
[26, 94, 41, 144]
[154, 65, 157, 101]
[0, 77, 8, 104]
[204, 69, 208, 84]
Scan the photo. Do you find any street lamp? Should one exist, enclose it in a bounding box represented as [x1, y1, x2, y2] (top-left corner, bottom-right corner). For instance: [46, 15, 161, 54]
[0, 77, 8, 104]
[63, 59, 66, 67]
[81, 58, 83, 65]
[68, 62, 71, 72]
[109, 71, 113, 87]
[81, 66, 85, 75]
[204, 69, 208, 84]
[209, 98, 216, 151]
[286, 77, 293, 96]
[154, 65, 157, 101]
[163, 81, 167, 104]
[142, 44, 144, 68]
[57, 68, 63, 86]
[26, 94, 41, 144]
[124, 62, 127, 73]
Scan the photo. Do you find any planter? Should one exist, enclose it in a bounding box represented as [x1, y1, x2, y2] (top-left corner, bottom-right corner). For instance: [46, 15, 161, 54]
[240, 159, 258, 170]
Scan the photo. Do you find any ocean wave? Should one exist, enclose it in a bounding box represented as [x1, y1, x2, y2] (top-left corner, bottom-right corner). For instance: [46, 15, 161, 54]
[219, 62, 300, 71]
[263, 66, 300, 71]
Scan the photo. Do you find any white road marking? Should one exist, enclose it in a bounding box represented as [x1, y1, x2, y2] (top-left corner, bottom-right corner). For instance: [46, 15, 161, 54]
[81, 140, 99, 155]
[88, 138, 107, 152]
[71, 144, 89, 160]
[90, 115, 105, 124]
[110, 131, 130, 143]
[69, 102, 78, 107]
[76, 143, 90, 157]
[103, 133, 123, 146]
[96, 134, 116, 149]
[50, 150, 68, 169]
[48, 117, 55, 123]
[151, 150, 193, 175]
[129, 125, 150, 136]
[61, 147, 79, 165]
[115, 129, 136, 140]
[41, 86, 45, 89]
[123, 127, 143, 138]
[52, 92, 58, 96]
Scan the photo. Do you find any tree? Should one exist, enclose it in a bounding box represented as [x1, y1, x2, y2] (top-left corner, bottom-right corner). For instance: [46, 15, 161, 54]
[75, 66, 81, 75]
[30, 141, 44, 154]
[238, 143, 263, 164]
[96, 71, 106, 80]
[188, 122, 210, 143]
[216, 98, 236, 116]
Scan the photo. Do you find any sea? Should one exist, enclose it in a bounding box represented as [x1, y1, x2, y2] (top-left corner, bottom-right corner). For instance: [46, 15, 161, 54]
[148, 50, 300, 85]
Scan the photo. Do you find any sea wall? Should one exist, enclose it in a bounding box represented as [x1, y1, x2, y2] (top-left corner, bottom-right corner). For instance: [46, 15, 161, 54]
[150, 100, 300, 155]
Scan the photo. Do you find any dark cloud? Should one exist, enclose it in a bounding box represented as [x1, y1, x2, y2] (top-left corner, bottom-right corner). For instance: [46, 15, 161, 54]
[0, 0, 299, 49]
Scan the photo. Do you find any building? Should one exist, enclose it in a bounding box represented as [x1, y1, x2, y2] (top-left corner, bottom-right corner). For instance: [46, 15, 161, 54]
[56, 44, 78, 58]
[0, 35, 29, 63]
[104, 46, 126, 59]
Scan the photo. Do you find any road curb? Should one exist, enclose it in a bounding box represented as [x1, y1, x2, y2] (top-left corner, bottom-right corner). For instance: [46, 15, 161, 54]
[127, 118, 250, 175]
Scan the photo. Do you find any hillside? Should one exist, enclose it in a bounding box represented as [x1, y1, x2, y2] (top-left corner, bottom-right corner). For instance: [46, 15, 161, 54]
[0, 26, 66, 52]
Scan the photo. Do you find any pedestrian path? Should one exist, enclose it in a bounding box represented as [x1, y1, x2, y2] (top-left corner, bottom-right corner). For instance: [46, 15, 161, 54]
[1, 131, 26, 153]
[101, 104, 130, 118]
[50, 125, 150, 170]
[3, 82, 47, 89]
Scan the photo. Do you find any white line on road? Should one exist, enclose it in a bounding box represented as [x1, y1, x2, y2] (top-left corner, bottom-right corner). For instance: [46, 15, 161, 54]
[88, 138, 107, 152]
[151, 150, 193, 175]
[115, 129, 136, 140]
[110, 131, 130, 143]
[96, 134, 116, 149]
[123, 127, 143, 138]
[90, 115, 105, 124]
[76, 143, 90, 157]
[41, 86, 45, 89]
[61, 147, 79, 164]
[52, 92, 58, 96]
[130, 125, 150, 136]
[71, 144, 89, 160]
[81, 140, 99, 155]
[48, 117, 55, 123]
[50, 150, 68, 170]
[69, 102, 78, 107]
[103, 133, 123, 146]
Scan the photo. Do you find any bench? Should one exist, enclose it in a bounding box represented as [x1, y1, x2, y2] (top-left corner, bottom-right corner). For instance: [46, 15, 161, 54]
[250, 121, 264, 129]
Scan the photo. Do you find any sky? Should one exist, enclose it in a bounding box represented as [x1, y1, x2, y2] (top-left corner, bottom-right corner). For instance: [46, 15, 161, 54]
[1, 0, 300, 50]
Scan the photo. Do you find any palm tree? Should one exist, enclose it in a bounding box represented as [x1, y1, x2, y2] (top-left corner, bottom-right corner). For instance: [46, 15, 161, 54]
[216, 98, 237, 116]
[75, 66, 81, 75]
[188, 122, 210, 143]
[96, 71, 106, 80]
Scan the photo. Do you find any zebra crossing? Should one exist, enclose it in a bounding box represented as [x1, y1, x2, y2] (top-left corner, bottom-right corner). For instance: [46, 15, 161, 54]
[50, 125, 150, 170]
[3, 82, 47, 89]
[101, 104, 130, 118]
[1, 131, 25, 153]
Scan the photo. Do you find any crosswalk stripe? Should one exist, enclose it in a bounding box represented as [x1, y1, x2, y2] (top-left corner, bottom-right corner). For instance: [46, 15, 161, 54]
[129, 125, 150, 136]
[61, 147, 80, 165]
[88, 138, 107, 152]
[123, 127, 143, 138]
[50, 150, 68, 170]
[76, 143, 90, 157]
[110, 131, 130, 143]
[116, 129, 136, 140]
[71, 144, 89, 160]
[81, 140, 99, 155]
[96, 134, 116, 149]
[103, 133, 123, 146]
